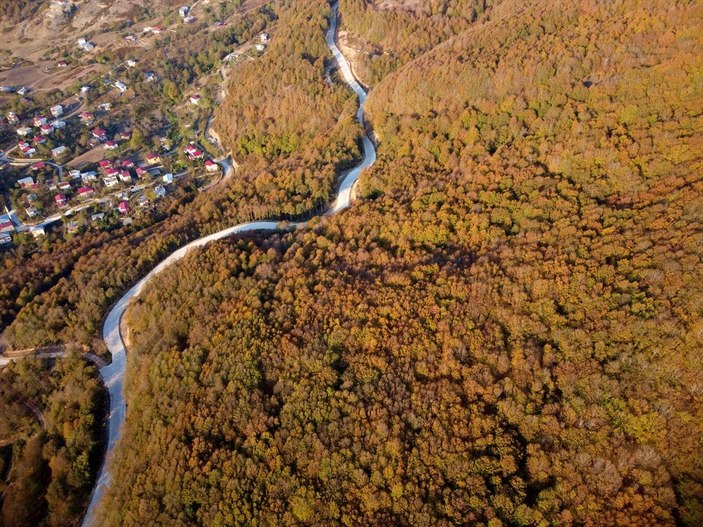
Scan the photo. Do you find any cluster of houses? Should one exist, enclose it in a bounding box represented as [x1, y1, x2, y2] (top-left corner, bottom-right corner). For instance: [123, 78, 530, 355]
[0, 86, 30, 96]
[7, 99, 132, 161]
[12, 149, 172, 224]
[10, 107, 69, 158]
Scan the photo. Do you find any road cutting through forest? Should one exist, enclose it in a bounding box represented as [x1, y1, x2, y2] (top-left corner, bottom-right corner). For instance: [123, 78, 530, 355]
[81, 3, 376, 525]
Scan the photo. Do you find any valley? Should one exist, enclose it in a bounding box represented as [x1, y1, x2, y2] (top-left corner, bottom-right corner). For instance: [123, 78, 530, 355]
[1, 1, 701, 526]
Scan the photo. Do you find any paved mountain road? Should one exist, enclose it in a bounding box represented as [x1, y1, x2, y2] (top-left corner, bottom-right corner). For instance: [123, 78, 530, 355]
[81, 3, 375, 525]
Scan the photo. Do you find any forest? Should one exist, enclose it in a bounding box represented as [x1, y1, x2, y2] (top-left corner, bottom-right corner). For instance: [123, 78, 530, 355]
[337, 0, 501, 85]
[89, 0, 702, 526]
[1, 0, 362, 350]
[0, 355, 105, 526]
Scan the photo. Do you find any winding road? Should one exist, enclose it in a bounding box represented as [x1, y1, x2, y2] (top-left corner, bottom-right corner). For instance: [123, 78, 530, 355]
[81, 3, 376, 525]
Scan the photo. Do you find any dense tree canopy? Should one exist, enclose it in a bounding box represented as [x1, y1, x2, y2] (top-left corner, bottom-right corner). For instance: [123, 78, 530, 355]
[0, 355, 105, 527]
[337, 0, 501, 85]
[93, 0, 703, 525]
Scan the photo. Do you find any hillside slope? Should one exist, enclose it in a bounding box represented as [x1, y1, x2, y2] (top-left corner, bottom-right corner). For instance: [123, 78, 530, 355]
[96, 0, 702, 525]
[337, 0, 501, 84]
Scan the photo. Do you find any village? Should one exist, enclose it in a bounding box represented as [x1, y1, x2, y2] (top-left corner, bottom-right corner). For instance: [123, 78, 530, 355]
[0, 85, 224, 246]
[0, 0, 275, 247]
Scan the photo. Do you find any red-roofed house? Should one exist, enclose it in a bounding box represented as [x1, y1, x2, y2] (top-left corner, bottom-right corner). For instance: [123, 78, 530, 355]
[40, 123, 54, 135]
[0, 219, 14, 233]
[31, 161, 46, 171]
[146, 153, 161, 165]
[78, 186, 95, 198]
[33, 136, 47, 145]
[135, 166, 148, 178]
[104, 140, 118, 150]
[122, 159, 135, 169]
[54, 194, 68, 207]
[119, 170, 132, 183]
[18, 176, 35, 189]
[33, 116, 47, 127]
[99, 160, 113, 169]
[118, 201, 131, 214]
[205, 159, 220, 172]
[92, 128, 107, 141]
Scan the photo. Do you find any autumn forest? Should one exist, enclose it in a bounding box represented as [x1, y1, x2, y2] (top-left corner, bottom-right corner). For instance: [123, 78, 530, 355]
[1, 0, 702, 525]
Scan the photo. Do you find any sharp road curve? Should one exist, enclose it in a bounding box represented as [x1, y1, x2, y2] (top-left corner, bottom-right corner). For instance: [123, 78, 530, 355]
[81, 3, 376, 525]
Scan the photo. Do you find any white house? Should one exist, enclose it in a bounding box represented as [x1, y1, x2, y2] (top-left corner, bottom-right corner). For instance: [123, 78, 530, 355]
[162, 173, 174, 183]
[78, 38, 95, 51]
[17, 127, 32, 137]
[205, 159, 220, 172]
[17, 176, 35, 188]
[189, 94, 201, 105]
[103, 175, 119, 187]
[115, 81, 127, 93]
[50, 105, 64, 117]
[52, 145, 68, 158]
[51, 120, 67, 129]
